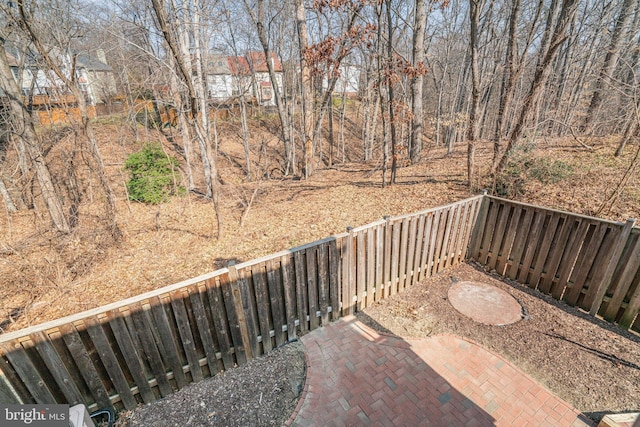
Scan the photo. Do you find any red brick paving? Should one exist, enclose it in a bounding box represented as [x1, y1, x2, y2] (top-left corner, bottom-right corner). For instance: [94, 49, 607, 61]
[287, 316, 594, 427]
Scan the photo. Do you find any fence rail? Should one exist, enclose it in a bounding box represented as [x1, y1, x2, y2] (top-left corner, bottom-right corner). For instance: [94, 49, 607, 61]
[469, 196, 640, 332]
[2, 194, 638, 412]
[0, 196, 483, 412]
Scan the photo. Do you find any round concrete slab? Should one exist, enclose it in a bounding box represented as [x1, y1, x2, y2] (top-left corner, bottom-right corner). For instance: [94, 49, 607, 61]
[448, 281, 523, 326]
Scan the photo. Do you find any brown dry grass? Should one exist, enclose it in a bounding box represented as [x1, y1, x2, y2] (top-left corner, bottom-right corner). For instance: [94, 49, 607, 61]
[0, 115, 638, 333]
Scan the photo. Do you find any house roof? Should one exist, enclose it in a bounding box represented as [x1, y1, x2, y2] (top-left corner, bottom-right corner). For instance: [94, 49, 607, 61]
[227, 56, 251, 76]
[205, 54, 231, 74]
[76, 53, 112, 72]
[245, 51, 282, 73]
[5, 52, 19, 68]
[4, 42, 39, 67]
[3, 41, 111, 72]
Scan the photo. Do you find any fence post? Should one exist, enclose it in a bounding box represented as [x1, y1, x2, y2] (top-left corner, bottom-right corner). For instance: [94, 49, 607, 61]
[227, 263, 253, 361]
[383, 216, 392, 297]
[589, 219, 636, 316]
[467, 190, 490, 261]
[343, 226, 355, 315]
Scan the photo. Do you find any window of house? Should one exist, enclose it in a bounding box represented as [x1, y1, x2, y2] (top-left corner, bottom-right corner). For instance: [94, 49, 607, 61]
[261, 85, 272, 100]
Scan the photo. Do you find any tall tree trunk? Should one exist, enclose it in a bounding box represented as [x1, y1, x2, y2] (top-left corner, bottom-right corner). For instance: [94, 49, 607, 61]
[328, 96, 334, 167]
[0, 42, 69, 231]
[169, 62, 195, 190]
[386, 0, 397, 184]
[223, 1, 253, 179]
[17, 0, 119, 237]
[615, 96, 639, 156]
[492, 0, 521, 170]
[495, 0, 580, 176]
[467, 0, 483, 188]
[152, 0, 221, 238]
[245, 0, 293, 177]
[376, 6, 388, 187]
[339, 90, 347, 164]
[583, 0, 636, 134]
[294, 0, 314, 178]
[0, 175, 17, 213]
[409, 0, 427, 163]
[240, 100, 252, 179]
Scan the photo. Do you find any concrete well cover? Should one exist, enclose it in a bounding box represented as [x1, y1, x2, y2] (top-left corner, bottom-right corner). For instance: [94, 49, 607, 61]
[448, 281, 523, 326]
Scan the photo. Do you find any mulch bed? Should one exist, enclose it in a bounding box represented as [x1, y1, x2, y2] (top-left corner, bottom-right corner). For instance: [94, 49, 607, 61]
[356, 262, 640, 422]
[114, 262, 638, 425]
[115, 342, 305, 427]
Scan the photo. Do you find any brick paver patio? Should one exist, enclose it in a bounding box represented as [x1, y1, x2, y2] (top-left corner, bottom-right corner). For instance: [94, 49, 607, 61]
[287, 316, 594, 427]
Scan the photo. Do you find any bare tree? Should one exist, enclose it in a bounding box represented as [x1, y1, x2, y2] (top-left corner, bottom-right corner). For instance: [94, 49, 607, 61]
[0, 39, 69, 232]
[494, 0, 580, 176]
[295, 0, 314, 178]
[466, 0, 483, 188]
[150, 0, 222, 237]
[583, 0, 637, 135]
[409, 0, 427, 163]
[243, 0, 294, 175]
[14, 0, 120, 237]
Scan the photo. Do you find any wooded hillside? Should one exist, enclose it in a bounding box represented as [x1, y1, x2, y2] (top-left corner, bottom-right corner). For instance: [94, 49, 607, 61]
[1, 0, 639, 332]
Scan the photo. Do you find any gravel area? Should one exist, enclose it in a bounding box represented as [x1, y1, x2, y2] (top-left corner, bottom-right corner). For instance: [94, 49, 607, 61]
[116, 342, 305, 427]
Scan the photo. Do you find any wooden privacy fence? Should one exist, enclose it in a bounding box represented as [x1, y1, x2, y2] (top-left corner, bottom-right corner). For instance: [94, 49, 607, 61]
[0, 196, 483, 412]
[469, 195, 640, 332]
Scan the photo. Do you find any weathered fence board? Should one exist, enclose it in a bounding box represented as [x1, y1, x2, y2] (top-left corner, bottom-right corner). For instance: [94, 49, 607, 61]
[328, 240, 341, 321]
[148, 297, 188, 390]
[281, 255, 298, 341]
[603, 232, 640, 322]
[128, 305, 173, 398]
[84, 316, 138, 409]
[266, 259, 286, 347]
[470, 196, 640, 332]
[1, 341, 57, 404]
[58, 323, 112, 408]
[293, 251, 309, 333]
[11, 193, 639, 416]
[250, 263, 273, 353]
[365, 230, 376, 308]
[356, 231, 366, 311]
[418, 213, 434, 282]
[398, 218, 410, 291]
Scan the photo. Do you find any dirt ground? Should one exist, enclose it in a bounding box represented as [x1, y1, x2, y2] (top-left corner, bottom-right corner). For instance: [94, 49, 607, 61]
[357, 262, 640, 422]
[1, 120, 639, 424]
[113, 261, 639, 426]
[115, 342, 305, 427]
[2, 134, 639, 333]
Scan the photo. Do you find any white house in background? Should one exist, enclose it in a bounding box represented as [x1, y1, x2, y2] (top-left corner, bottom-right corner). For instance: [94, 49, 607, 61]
[75, 50, 118, 105]
[226, 55, 253, 101]
[205, 54, 233, 100]
[210, 51, 283, 106]
[324, 64, 361, 96]
[245, 51, 283, 107]
[334, 65, 360, 95]
[4, 43, 117, 106]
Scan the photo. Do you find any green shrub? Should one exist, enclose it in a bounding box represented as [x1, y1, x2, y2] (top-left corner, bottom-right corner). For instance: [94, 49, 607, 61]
[494, 155, 573, 198]
[526, 158, 573, 184]
[125, 143, 183, 204]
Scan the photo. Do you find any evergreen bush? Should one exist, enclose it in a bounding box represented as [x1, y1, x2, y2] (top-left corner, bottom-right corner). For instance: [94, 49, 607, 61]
[125, 143, 183, 204]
